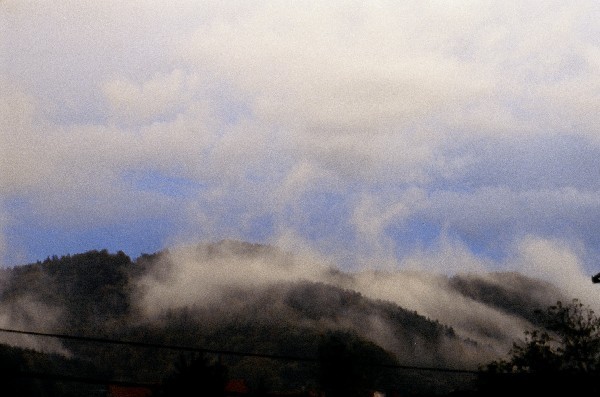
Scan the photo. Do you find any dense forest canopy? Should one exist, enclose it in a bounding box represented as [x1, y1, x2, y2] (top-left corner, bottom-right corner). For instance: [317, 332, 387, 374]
[0, 241, 577, 396]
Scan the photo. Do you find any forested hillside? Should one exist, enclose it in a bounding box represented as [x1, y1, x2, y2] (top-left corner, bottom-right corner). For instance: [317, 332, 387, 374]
[0, 241, 566, 396]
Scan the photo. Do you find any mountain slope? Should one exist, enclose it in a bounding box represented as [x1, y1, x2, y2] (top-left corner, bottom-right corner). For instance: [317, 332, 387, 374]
[0, 241, 569, 394]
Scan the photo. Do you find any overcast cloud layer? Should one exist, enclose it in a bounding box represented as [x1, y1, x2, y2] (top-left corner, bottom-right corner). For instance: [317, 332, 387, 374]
[2, 2, 600, 301]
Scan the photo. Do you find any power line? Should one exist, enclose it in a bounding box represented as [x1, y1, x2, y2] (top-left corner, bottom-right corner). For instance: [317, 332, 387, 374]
[0, 327, 481, 375]
[0, 327, 316, 362]
[16, 371, 160, 389]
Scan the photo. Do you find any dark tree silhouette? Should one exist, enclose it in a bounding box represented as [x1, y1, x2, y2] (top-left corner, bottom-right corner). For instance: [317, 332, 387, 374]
[317, 331, 400, 397]
[481, 299, 600, 395]
[161, 353, 228, 397]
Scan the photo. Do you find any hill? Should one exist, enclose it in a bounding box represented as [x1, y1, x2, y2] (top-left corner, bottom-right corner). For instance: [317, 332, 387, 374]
[0, 240, 567, 395]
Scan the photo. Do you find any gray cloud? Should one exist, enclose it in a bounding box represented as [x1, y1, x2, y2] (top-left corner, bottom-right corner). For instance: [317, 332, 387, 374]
[3, 1, 600, 276]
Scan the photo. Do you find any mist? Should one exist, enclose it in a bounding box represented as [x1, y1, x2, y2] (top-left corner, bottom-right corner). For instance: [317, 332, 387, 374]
[0, 270, 67, 354]
[0, 236, 591, 374]
[133, 238, 584, 368]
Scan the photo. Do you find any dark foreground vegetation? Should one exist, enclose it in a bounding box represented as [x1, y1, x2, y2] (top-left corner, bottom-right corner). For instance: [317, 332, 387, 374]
[479, 299, 600, 395]
[0, 244, 596, 396]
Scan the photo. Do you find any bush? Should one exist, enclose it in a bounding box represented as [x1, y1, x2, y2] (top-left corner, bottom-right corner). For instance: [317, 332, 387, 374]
[480, 299, 600, 395]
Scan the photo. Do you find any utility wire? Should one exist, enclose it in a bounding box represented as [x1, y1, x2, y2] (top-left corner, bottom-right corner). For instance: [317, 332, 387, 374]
[0, 327, 316, 362]
[0, 327, 481, 374]
[16, 370, 160, 389]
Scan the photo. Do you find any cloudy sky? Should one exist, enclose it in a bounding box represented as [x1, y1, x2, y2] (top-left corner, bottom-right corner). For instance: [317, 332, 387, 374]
[2, 1, 600, 282]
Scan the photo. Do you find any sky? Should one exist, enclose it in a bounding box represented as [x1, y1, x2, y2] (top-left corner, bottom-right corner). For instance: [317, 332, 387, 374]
[2, 1, 600, 282]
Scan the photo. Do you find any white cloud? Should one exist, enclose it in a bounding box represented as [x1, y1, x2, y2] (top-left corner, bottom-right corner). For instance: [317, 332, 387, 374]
[0, 205, 7, 264]
[349, 268, 530, 357]
[176, 2, 491, 180]
[136, 241, 330, 317]
[349, 189, 426, 266]
[103, 70, 189, 126]
[3, 1, 600, 265]
[0, 83, 45, 195]
[507, 236, 600, 309]
[400, 231, 492, 275]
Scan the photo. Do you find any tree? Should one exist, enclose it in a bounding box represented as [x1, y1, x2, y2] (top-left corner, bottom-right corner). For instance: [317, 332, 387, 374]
[317, 331, 401, 397]
[161, 353, 228, 397]
[481, 299, 600, 395]
[491, 299, 600, 373]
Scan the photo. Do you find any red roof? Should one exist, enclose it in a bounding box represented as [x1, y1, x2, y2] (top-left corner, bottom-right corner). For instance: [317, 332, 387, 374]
[107, 385, 153, 397]
[225, 379, 249, 395]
